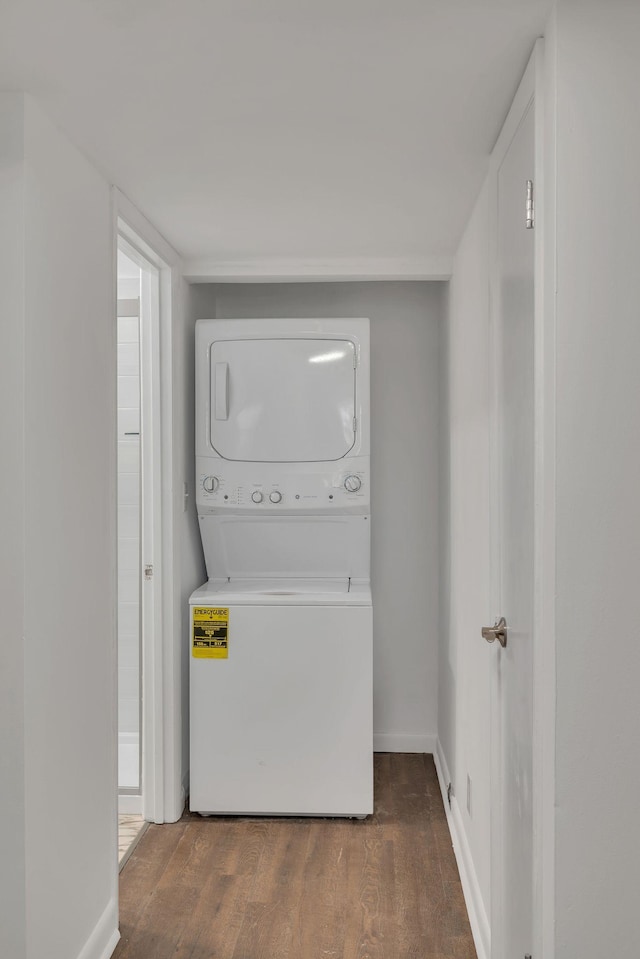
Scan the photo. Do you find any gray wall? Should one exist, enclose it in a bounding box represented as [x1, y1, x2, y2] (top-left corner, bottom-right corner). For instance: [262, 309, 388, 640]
[180, 279, 207, 794]
[0, 92, 27, 959]
[553, 2, 640, 955]
[188, 281, 444, 749]
[0, 95, 118, 959]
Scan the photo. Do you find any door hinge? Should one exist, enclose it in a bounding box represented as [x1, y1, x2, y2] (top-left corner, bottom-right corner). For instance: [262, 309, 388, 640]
[353, 416, 357, 434]
[526, 179, 534, 229]
[144, 564, 153, 580]
[447, 782, 452, 808]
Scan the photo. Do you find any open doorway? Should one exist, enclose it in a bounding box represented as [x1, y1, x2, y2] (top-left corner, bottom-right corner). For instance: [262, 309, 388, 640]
[116, 234, 164, 865]
[116, 246, 145, 865]
[113, 192, 187, 841]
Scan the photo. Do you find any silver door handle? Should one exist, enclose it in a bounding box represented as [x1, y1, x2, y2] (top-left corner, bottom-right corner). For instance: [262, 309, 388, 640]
[482, 617, 508, 648]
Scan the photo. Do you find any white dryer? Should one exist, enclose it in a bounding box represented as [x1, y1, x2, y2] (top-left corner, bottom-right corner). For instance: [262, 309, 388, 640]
[189, 318, 372, 817]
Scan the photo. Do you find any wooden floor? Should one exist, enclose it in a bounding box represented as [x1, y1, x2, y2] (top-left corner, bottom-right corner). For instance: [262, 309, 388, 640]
[114, 754, 476, 959]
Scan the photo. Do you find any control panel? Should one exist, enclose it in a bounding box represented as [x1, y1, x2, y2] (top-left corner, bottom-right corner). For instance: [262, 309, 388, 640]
[196, 457, 369, 513]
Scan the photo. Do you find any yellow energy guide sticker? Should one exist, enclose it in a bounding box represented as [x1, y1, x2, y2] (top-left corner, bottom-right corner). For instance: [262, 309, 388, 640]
[192, 607, 229, 659]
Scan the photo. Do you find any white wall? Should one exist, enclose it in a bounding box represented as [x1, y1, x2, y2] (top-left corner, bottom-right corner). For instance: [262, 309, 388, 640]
[0, 94, 118, 959]
[439, 178, 492, 922]
[188, 281, 444, 750]
[552, 2, 640, 955]
[179, 278, 207, 793]
[0, 92, 27, 959]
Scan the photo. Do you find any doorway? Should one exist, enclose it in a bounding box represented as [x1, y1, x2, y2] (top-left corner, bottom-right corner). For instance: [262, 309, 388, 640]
[116, 248, 142, 812]
[116, 246, 145, 864]
[113, 191, 187, 837]
[116, 232, 165, 863]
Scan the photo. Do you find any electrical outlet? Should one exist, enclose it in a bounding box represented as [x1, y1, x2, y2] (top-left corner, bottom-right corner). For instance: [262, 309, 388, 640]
[466, 774, 472, 816]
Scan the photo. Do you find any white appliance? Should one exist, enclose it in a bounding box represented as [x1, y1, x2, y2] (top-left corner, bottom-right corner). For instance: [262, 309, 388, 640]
[189, 318, 373, 816]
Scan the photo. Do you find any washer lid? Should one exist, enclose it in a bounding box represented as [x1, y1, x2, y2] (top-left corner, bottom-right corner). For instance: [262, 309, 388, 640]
[210, 337, 356, 462]
[190, 578, 372, 607]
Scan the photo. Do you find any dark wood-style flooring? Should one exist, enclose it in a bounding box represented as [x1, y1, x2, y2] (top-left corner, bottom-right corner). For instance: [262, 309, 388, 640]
[114, 753, 476, 958]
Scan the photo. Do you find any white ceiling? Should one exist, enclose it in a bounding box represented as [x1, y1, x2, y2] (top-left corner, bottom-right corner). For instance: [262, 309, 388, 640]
[0, 0, 550, 267]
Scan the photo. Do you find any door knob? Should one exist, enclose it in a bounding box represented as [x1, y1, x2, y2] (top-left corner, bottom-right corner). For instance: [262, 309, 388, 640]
[481, 617, 508, 648]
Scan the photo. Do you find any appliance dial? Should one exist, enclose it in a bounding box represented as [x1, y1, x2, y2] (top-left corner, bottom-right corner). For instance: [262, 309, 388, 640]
[251, 490, 264, 503]
[269, 491, 283, 504]
[203, 475, 219, 493]
[344, 474, 362, 492]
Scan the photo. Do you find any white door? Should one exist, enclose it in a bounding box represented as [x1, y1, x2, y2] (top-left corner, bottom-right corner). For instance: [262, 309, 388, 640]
[489, 100, 535, 959]
[209, 338, 356, 461]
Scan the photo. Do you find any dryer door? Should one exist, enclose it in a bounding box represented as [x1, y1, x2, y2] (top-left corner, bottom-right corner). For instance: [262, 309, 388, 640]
[210, 338, 356, 462]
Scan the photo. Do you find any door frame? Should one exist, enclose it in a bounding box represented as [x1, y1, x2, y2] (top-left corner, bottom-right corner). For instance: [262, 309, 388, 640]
[487, 39, 556, 959]
[113, 188, 185, 824]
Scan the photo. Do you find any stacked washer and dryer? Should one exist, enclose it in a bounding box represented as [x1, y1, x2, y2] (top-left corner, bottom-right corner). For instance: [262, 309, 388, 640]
[189, 318, 373, 817]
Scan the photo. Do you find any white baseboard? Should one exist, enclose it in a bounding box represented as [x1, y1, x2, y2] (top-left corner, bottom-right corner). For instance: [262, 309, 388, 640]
[118, 731, 139, 745]
[117, 732, 140, 792]
[433, 740, 490, 959]
[118, 793, 142, 814]
[76, 896, 120, 959]
[373, 732, 437, 753]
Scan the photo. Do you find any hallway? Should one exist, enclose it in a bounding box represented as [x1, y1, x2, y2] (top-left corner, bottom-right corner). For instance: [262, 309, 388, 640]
[114, 754, 475, 958]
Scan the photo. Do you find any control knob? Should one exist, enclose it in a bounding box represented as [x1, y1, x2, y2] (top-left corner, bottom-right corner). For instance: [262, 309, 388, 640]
[344, 474, 362, 493]
[203, 475, 219, 493]
[269, 490, 283, 504]
[251, 490, 264, 504]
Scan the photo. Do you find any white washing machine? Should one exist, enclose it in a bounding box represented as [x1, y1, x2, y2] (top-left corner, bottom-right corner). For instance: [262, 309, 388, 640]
[189, 318, 373, 817]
